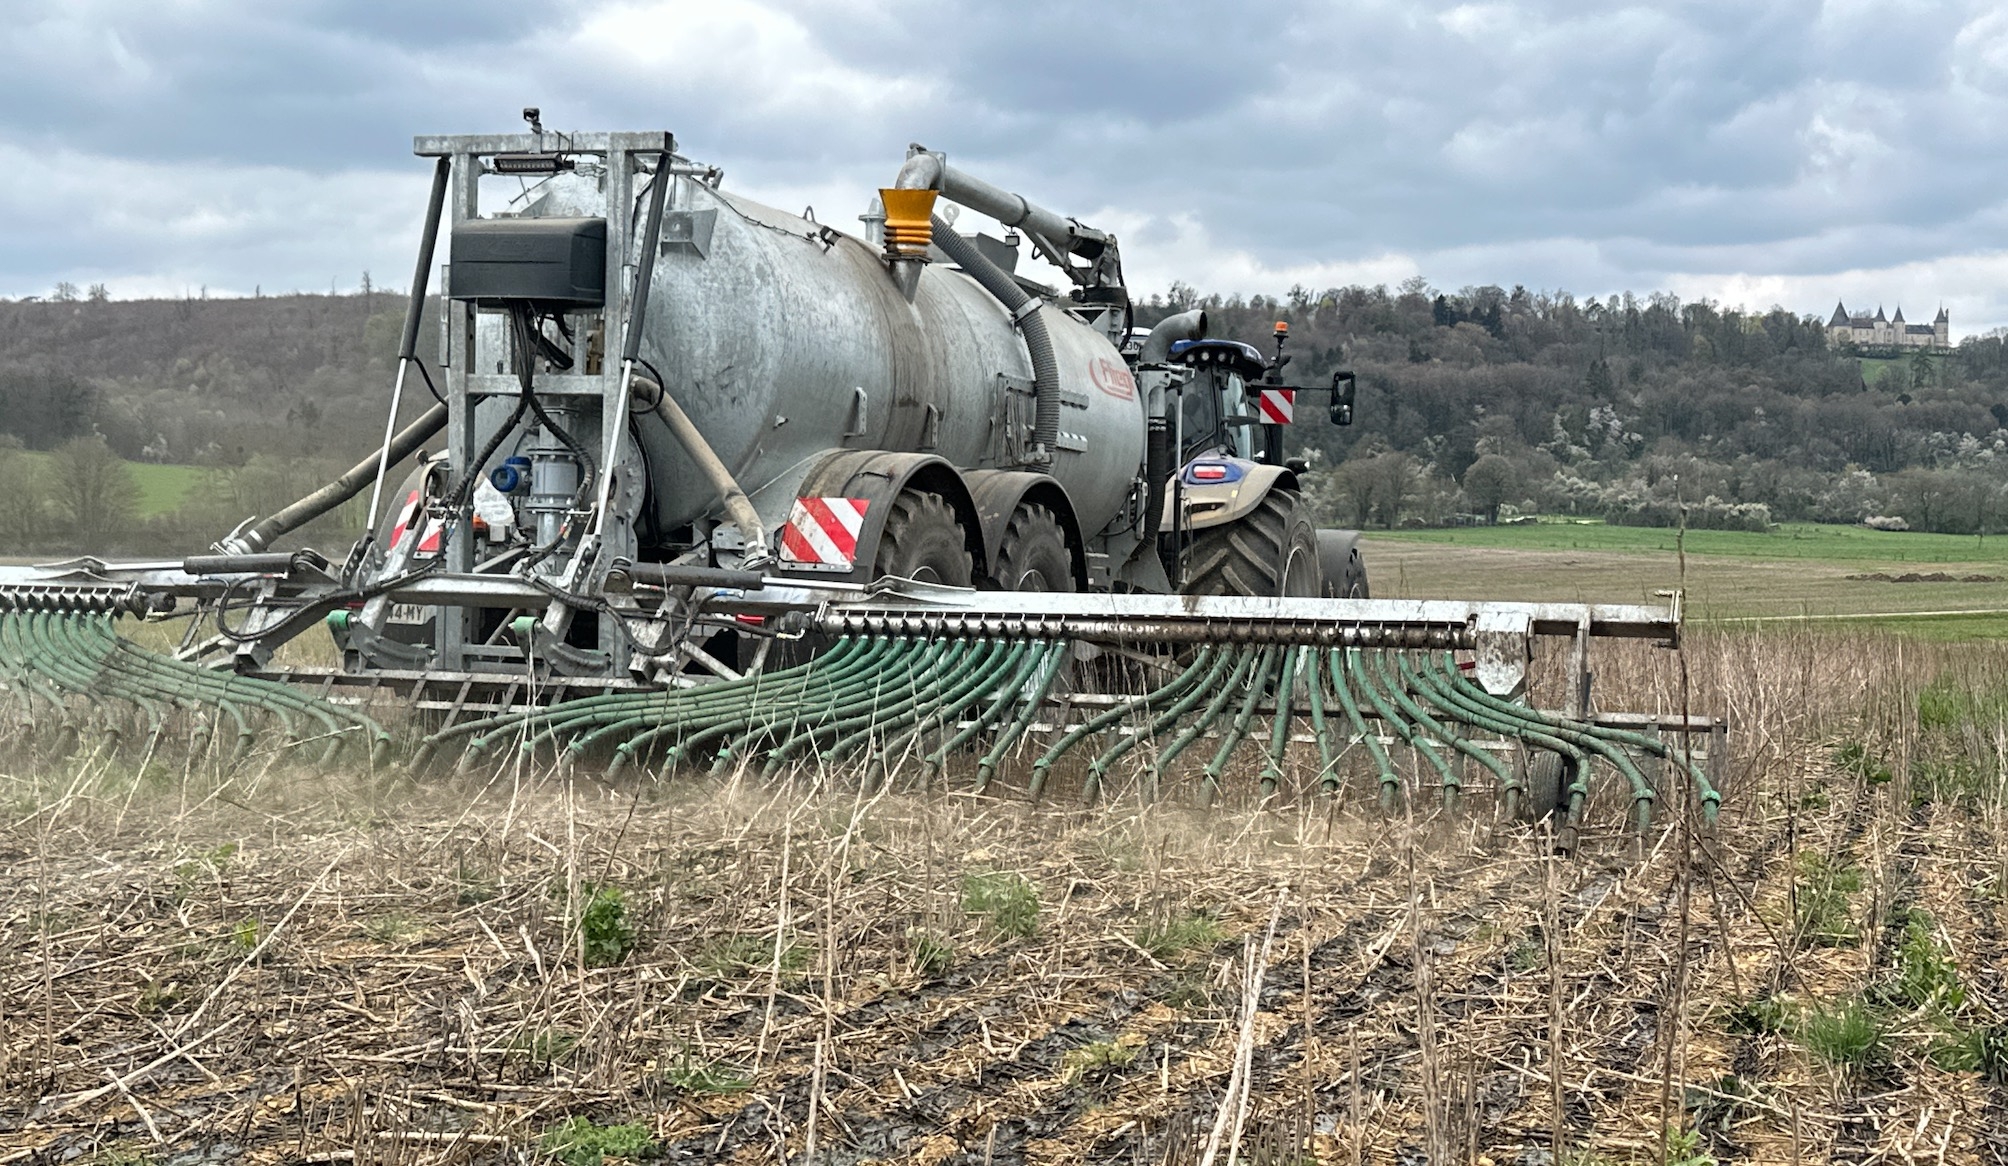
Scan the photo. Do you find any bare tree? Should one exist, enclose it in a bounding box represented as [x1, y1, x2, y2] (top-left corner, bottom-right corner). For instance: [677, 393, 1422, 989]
[50, 435, 140, 545]
[1367, 451, 1417, 529]
[0, 444, 49, 549]
[1330, 461, 1380, 529]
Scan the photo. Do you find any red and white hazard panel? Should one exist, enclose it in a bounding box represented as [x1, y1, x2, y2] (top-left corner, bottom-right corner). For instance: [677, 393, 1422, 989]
[1255, 388, 1295, 425]
[390, 490, 443, 555]
[780, 497, 871, 570]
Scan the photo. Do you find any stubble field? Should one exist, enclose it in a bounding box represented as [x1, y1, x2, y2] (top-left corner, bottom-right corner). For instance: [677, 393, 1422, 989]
[4, 536, 2008, 1164]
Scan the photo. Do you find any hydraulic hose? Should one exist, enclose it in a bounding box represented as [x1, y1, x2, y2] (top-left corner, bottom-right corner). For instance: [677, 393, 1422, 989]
[1201, 646, 1281, 806]
[1369, 650, 1515, 811]
[925, 642, 1050, 778]
[975, 641, 1068, 790]
[225, 402, 449, 556]
[1085, 648, 1235, 794]
[630, 375, 770, 566]
[1261, 648, 1304, 797]
[1035, 646, 1216, 801]
[1153, 648, 1259, 789]
[927, 216, 1062, 460]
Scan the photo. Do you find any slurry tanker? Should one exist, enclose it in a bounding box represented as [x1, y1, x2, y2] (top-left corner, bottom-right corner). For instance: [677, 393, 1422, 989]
[0, 114, 1722, 837]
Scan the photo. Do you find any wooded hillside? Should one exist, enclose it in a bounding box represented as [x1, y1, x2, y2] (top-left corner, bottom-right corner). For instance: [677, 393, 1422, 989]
[1137, 281, 2008, 534]
[4, 279, 2006, 554]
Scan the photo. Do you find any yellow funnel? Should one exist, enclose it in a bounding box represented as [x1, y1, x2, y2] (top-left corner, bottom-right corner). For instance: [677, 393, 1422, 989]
[878, 187, 939, 258]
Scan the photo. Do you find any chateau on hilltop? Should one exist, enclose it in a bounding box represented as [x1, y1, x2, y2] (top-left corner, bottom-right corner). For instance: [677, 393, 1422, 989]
[1828, 302, 1948, 350]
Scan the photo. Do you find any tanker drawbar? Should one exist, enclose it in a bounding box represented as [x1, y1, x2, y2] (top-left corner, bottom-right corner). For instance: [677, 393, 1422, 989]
[0, 117, 1725, 843]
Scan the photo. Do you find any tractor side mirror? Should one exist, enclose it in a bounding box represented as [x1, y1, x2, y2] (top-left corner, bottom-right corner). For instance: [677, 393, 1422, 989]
[1329, 370, 1357, 426]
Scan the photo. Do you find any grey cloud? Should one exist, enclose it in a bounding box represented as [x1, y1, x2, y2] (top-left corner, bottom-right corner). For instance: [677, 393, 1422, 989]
[6, 0, 2008, 328]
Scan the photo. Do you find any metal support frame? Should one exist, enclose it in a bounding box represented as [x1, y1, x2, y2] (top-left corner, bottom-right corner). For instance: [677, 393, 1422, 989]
[363, 130, 677, 679]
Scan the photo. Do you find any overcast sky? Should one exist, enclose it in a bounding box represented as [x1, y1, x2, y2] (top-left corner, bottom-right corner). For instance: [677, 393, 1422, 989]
[5, 0, 2006, 334]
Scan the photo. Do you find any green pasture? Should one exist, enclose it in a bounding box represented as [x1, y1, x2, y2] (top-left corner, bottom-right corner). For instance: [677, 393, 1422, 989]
[1371, 519, 2008, 565]
[14, 453, 209, 518]
[1363, 520, 2008, 641]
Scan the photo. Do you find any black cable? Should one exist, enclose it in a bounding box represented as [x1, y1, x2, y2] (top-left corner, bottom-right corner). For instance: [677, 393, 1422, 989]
[414, 358, 446, 406]
[524, 311, 574, 370]
[509, 305, 597, 506]
[523, 384, 597, 500]
[449, 309, 537, 513]
[521, 573, 678, 656]
[635, 358, 670, 409]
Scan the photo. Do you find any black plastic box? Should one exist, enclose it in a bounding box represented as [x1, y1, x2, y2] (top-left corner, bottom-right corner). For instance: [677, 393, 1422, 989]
[450, 216, 606, 308]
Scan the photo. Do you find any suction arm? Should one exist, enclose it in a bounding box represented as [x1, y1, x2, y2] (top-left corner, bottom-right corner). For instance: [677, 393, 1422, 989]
[927, 219, 1062, 464]
[893, 147, 1121, 289]
[1139, 309, 1207, 364]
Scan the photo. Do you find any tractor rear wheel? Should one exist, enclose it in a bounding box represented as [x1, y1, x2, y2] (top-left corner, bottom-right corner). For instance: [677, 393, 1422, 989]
[873, 489, 973, 586]
[991, 502, 1074, 592]
[1184, 488, 1320, 596]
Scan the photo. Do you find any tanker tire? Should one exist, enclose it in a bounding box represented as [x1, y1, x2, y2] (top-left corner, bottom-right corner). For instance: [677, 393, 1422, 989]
[1183, 488, 1320, 597]
[992, 503, 1075, 593]
[873, 489, 973, 587]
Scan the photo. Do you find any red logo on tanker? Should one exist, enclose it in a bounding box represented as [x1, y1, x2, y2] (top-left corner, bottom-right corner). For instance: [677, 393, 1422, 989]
[1089, 357, 1136, 401]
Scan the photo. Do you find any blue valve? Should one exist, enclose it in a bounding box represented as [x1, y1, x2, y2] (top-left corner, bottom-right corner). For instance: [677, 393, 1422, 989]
[490, 456, 532, 494]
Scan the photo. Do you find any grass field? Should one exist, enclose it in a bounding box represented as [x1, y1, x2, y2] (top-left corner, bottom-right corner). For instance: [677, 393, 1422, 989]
[1366, 520, 2008, 639]
[14, 452, 209, 518]
[1372, 519, 2008, 563]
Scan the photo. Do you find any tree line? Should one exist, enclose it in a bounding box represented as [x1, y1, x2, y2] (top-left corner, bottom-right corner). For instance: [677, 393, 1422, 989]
[1139, 280, 2008, 535]
[4, 278, 2007, 554]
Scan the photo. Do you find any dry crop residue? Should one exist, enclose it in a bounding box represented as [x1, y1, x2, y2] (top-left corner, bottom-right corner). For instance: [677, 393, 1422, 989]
[5, 631, 2008, 1163]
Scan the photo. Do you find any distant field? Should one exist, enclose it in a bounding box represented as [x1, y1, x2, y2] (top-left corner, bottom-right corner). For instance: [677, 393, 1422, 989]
[15, 453, 207, 518]
[1363, 520, 2008, 639]
[1854, 349, 1945, 388]
[1371, 519, 2008, 563]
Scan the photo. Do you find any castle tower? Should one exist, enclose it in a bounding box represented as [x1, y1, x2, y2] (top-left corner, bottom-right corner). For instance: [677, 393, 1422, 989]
[1935, 305, 1949, 348]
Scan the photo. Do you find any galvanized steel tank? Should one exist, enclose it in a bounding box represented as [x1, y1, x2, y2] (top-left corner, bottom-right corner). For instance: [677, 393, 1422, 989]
[531, 173, 1146, 540]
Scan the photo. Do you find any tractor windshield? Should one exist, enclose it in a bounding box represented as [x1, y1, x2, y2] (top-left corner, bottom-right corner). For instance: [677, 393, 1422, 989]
[1180, 376, 1220, 458]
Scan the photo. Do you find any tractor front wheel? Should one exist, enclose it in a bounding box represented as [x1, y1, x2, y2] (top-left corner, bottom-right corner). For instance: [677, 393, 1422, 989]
[1184, 488, 1320, 596]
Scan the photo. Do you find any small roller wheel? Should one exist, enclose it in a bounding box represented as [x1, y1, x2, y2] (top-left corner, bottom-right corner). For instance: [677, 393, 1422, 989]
[1330, 547, 1368, 599]
[992, 502, 1075, 592]
[873, 489, 973, 587]
[1517, 752, 1573, 822]
[1317, 531, 1370, 599]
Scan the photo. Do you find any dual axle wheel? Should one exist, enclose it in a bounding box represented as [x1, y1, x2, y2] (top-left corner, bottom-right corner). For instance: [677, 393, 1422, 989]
[872, 485, 1335, 599]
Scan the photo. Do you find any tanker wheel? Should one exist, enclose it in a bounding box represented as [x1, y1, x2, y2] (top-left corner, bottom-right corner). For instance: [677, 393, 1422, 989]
[991, 503, 1075, 592]
[873, 489, 973, 586]
[1184, 488, 1320, 596]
